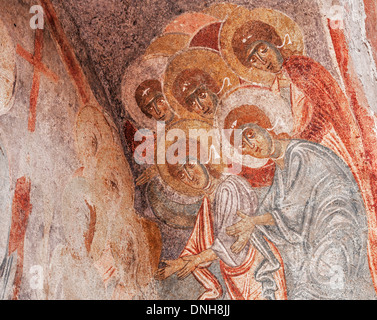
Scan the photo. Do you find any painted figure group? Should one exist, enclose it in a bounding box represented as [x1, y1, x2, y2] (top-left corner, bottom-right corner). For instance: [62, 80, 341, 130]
[122, 4, 377, 300]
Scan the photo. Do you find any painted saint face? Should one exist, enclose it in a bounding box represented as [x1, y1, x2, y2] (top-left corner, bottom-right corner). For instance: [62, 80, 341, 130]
[241, 125, 274, 159]
[184, 86, 218, 118]
[247, 41, 284, 74]
[140, 93, 174, 122]
[172, 69, 221, 119]
[116, 233, 137, 274]
[175, 158, 210, 190]
[135, 79, 175, 123]
[76, 105, 115, 168]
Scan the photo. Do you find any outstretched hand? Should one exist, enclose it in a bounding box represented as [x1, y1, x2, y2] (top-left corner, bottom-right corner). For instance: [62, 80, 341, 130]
[155, 259, 185, 280]
[226, 211, 255, 237]
[176, 255, 201, 280]
[226, 211, 255, 254]
[230, 233, 251, 254]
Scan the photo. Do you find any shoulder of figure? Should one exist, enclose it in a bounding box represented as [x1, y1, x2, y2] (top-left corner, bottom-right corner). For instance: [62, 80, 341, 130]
[284, 55, 342, 89]
[286, 139, 319, 153]
[287, 139, 344, 165]
[284, 55, 320, 68]
[216, 175, 255, 195]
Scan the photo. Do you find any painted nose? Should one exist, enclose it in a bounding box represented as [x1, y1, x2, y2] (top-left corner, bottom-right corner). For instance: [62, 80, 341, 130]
[153, 101, 162, 116]
[244, 138, 256, 150]
[255, 53, 267, 65]
[194, 98, 205, 111]
[184, 167, 194, 181]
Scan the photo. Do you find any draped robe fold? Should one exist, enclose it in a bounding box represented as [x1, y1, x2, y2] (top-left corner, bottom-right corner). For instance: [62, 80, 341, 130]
[255, 140, 375, 299]
[179, 175, 287, 300]
[284, 56, 377, 293]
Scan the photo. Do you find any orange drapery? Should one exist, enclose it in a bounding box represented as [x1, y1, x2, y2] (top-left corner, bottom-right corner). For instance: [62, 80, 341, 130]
[180, 196, 287, 300]
[327, 20, 377, 294]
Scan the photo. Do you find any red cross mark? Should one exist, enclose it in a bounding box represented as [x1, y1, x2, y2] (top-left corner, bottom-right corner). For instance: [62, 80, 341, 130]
[16, 29, 59, 132]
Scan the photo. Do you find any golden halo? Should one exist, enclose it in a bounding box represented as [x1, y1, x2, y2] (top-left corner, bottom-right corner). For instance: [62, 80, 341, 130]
[163, 48, 240, 122]
[202, 3, 238, 21]
[215, 85, 294, 169]
[163, 12, 218, 36]
[0, 18, 17, 116]
[144, 33, 191, 60]
[220, 6, 305, 86]
[121, 56, 172, 131]
[156, 119, 223, 197]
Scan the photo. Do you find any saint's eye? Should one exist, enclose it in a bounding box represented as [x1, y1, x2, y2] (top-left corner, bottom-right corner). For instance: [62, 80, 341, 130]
[185, 96, 195, 107]
[187, 162, 196, 169]
[198, 92, 207, 99]
[105, 178, 118, 191]
[249, 55, 257, 63]
[177, 171, 186, 180]
[246, 130, 256, 139]
[259, 45, 268, 54]
[90, 135, 98, 150]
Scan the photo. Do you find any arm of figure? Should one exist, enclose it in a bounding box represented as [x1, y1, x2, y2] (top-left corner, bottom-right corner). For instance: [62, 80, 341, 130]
[176, 249, 218, 280]
[226, 211, 275, 254]
[136, 165, 158, 186]
[155, 258, 186, 280]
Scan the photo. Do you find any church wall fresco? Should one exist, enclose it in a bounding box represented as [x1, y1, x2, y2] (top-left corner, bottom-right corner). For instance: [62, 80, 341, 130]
[0, 0, 376, 300]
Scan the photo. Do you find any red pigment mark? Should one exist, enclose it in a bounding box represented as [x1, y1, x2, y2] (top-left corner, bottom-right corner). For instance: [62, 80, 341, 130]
[329, 19, 377, 295]
[8, 177, 32, 300]
[363, 0, 377, 66]
[39, 0, 92, 106]
[16, 29, 59, 133]
[190, 22, 222, 51]
[164, 12, 218, 35]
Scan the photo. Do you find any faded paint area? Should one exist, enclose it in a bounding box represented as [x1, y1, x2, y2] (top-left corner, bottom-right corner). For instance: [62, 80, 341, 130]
[0, 17, 16, 115]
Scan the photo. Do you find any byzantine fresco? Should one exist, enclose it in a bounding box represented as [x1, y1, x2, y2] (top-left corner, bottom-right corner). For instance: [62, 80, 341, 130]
[120, 3, 377, 300]
[0, 0, 377, 300]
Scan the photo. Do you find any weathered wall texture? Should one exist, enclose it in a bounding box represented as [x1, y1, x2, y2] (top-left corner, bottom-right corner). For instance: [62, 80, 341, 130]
[0, 0, 376, 300]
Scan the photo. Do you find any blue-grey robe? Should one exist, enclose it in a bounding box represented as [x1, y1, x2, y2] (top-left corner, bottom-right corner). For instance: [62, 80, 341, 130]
[211, 175, 258, 268]
[254, 140, 375, 300]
